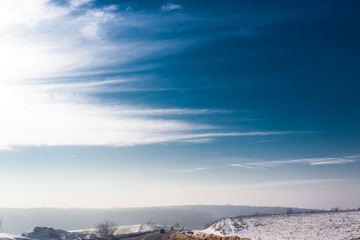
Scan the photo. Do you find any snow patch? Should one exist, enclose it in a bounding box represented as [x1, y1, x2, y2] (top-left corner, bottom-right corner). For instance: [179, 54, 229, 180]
[3, 224, 176, 240]
[21, 227, 96, 240]
[0, 233, 32, 240]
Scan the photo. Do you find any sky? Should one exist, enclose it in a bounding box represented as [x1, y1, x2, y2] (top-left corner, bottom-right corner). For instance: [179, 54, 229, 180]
[0, 0, 359, 210]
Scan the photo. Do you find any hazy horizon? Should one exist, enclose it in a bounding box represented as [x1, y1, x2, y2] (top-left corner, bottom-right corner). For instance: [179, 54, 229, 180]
[0, 0, 359, 210]
[0, 205, 320, 233]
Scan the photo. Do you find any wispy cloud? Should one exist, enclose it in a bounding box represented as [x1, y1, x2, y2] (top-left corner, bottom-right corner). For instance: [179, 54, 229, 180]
[69, 0, 93, 8]
[0, 1, 309, 149]
[0, 146, 13, 151]
[180, 138, 214, 144]
[161, 3, 182, 12]
[237, 178, 350, 190]
[0, 1, 188, 82]
[0, 80, 300, 148]
[171, 167, 207, 173]
[194, 178, 357, 192]
[229, 155, 360, 169]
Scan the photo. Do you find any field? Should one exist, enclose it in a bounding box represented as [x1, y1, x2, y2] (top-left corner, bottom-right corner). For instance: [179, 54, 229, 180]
[195, 211, 360, 240]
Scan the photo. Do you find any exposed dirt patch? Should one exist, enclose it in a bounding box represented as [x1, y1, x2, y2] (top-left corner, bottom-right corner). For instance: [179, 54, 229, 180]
[169, 232, 250, 240]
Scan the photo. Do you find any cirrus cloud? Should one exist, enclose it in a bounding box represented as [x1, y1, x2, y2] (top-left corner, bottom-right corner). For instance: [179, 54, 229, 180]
[161, 3, 182, 12]
[0, 0, 305, 149]
[229, 155, 360, 169]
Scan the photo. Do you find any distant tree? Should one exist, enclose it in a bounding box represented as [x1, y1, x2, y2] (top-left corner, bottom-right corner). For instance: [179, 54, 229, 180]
[146, 219, 155, 225]
[95, 220, 116, 236]
[0, 218, 2, 232]
[330, 207, 340, 212]
[286, 208, 294, 214]
[357, 207, 360, 211]
[174, 223, 180, 228]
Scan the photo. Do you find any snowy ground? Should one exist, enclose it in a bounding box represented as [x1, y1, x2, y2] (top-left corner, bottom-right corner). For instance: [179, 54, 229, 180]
[0, 233, 32, 240]
[0, 224, 173, 240]
[196, 211, 360, 240]
[70, 224, 173, 235]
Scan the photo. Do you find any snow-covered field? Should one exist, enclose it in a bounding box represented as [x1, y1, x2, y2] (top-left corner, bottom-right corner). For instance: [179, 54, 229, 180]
[196, 211, 360, 240]
[0, 233, 31, 240]
[115, 224, 173, 235]
[70, 223, 172, 235]
[0, 224, 173, 240]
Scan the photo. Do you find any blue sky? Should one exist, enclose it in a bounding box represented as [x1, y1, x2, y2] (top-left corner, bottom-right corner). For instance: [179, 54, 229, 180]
[0, 0, 359, 209]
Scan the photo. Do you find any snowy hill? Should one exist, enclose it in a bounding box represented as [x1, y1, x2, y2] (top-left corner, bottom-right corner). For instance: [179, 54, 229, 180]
[0, 233, 31, 240]
[196, 211, 360, 240]
[114, 224, 173, 235]
[0, 224, 173, 240]
[70, 223, 173, 236]
[21, 227, 97, 240]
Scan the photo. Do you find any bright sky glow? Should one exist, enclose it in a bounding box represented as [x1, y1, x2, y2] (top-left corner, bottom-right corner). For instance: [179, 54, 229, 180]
[0, 0, 359, 210]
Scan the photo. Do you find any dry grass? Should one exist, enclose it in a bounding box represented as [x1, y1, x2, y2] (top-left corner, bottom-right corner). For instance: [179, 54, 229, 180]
[169, 232, 250, 240]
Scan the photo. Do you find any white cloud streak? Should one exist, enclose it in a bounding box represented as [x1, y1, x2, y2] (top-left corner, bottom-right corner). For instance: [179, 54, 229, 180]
[0, 80, 294, 148]
[0, 146, 13, 151]
[233, 178, 350, 190]
[69, 0, 93, 8]
[171, 167, 207, 173]
[0, 0, 184, 82]
[229, 155, 359, 169]
[161, 3, 182, 12]
[0, 0, 302, 148]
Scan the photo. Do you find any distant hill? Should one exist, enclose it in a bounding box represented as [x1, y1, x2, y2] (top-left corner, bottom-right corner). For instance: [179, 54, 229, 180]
[0, 205, 318, 233]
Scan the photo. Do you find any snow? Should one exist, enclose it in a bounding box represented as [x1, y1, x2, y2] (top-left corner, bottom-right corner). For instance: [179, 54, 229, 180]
[70, 224, 173, 235]
[0, 233, 32, 240]
[17, 224, 164, 240]
[21, 226, 97, 240]
[15, 223, 174, 240]
[113, 224, 171, 235]
[196, 211, 360, 240]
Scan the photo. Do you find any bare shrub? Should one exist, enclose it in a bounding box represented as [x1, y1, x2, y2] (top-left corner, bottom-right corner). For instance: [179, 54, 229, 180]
[331, 207, 340, 212]
[286, 208, 294, 214]
[95, 220, 117, 236]
[146, 219, 155, 225]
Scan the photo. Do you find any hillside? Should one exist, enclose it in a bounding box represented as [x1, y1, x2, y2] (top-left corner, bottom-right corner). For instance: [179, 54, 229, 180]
[0, 224, 172, 240]
[196, 211, 360, 240]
